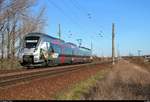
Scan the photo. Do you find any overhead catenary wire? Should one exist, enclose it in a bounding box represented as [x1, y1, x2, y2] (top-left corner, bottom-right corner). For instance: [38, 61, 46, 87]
[69, 0, 117, 57]
[48, 0, 113, 52]
[59, 0, 87, 35]
[70, 0, 114, 41]
[70, 0, 88, 15]
[48, 0, 86, 32]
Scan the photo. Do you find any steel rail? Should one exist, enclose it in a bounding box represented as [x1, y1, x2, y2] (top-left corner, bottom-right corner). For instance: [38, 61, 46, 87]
[0, 62, 100, 88]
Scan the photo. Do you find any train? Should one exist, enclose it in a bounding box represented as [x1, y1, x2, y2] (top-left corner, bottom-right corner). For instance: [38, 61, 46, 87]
[18, 32, 93, 67]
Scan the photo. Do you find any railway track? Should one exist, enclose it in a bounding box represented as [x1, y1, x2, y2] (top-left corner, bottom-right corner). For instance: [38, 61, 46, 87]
[0, 62, 101, 88]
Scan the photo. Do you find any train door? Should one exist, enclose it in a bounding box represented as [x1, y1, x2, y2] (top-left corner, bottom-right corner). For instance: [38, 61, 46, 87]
[40, 42, 48, 60]
[71, 49, 74, 64]
[49, 43, 60, 65]
[39, 41, 50, 66]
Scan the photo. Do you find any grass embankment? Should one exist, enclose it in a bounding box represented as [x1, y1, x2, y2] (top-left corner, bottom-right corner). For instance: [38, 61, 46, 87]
[86, 60, 150, 100]
[0, 59, 22, 70]
[55, 60, 150, 100]
[54, 69, 110, 100]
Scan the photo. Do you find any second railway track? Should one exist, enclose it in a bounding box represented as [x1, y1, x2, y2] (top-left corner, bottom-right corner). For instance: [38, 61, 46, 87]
[0, 62, 101, 88]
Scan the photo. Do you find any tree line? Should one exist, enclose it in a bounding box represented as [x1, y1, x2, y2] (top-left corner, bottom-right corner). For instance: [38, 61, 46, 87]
[0, 0, 46, 59]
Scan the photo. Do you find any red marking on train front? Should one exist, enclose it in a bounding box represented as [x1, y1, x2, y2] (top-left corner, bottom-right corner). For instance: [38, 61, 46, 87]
[60, 55, 65, 64]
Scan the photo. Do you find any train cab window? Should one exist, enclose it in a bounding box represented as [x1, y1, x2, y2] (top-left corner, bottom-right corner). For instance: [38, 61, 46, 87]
[25, 36, 39, 48]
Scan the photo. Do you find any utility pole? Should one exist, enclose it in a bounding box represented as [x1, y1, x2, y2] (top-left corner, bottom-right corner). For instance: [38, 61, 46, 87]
[58, 24, 61, 40]
[90, 41, 93, 61]
[91, 41, 93, 55]
[112, 23, 115, 65]
[138, 50, 142, 56]
[76, 39, 82, 47]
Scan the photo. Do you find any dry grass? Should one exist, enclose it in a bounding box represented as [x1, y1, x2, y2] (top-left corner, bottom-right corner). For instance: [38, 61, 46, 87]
[83, 60, 150, 100]
[128, 57, 150, 72]
[0, 58, 22, 70]
[54, 69, 109, 100]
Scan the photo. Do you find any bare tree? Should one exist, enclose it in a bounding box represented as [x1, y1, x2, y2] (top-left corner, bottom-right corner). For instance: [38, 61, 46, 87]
[16, 6, 46, 57]
[0, 0, 47, 59]
[20, 6, 46, 34]
[0, 0, 4, 59]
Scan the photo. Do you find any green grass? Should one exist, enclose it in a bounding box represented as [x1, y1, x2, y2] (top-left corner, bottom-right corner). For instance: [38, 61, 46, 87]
[54, 69, 109, 100]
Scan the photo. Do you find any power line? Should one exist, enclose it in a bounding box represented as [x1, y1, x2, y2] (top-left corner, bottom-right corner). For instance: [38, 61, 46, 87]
[59, 0, 86, 31]
[112, 23, 115, 65]
[58, 24, 61, 39]
[48, 0, 66, 17]
[70, 0, 88, 15]
[48, 0, 112, 52]
[73, 1, 113, 40]
[48, 0, 91, 46]
[69, 0, 111, 41]
[48, 0, 85, 31]
[76, 38, 82, 47]
[60, 0, 81, 22]
[70, 0, 93, 21]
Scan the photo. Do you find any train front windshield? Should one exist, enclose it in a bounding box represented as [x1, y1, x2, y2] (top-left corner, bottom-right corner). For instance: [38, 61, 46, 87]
[24, 36, 40, 48]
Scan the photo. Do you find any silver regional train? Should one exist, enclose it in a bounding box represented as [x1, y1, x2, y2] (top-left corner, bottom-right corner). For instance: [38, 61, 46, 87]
[18, 33, 92, 67]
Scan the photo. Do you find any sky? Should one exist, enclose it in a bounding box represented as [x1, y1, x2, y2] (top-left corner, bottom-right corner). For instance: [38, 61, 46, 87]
[33, 0, 150, 57]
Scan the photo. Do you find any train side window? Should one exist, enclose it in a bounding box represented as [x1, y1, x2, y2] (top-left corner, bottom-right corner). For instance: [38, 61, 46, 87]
[64, 47, 72, 55]
[50, 43, 61, 53]
[72, 49, 74, 55]
[47, 42, 53, 52]
[50, 46, 54, 53]
[46, 42, 50, 50]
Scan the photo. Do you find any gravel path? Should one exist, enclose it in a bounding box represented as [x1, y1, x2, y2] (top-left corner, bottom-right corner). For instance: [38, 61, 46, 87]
[0, 63, 109, 100]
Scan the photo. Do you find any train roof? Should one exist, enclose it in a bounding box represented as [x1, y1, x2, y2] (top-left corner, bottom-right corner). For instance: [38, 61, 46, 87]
[24, 32, 91, 50]
[79, 46, 91, 51]
[25, 32, 65, 43]
[66, 42, 77, 47]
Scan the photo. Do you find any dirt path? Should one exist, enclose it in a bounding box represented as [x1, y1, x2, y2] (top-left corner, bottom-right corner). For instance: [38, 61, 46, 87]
[85, 59, 150, 100]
